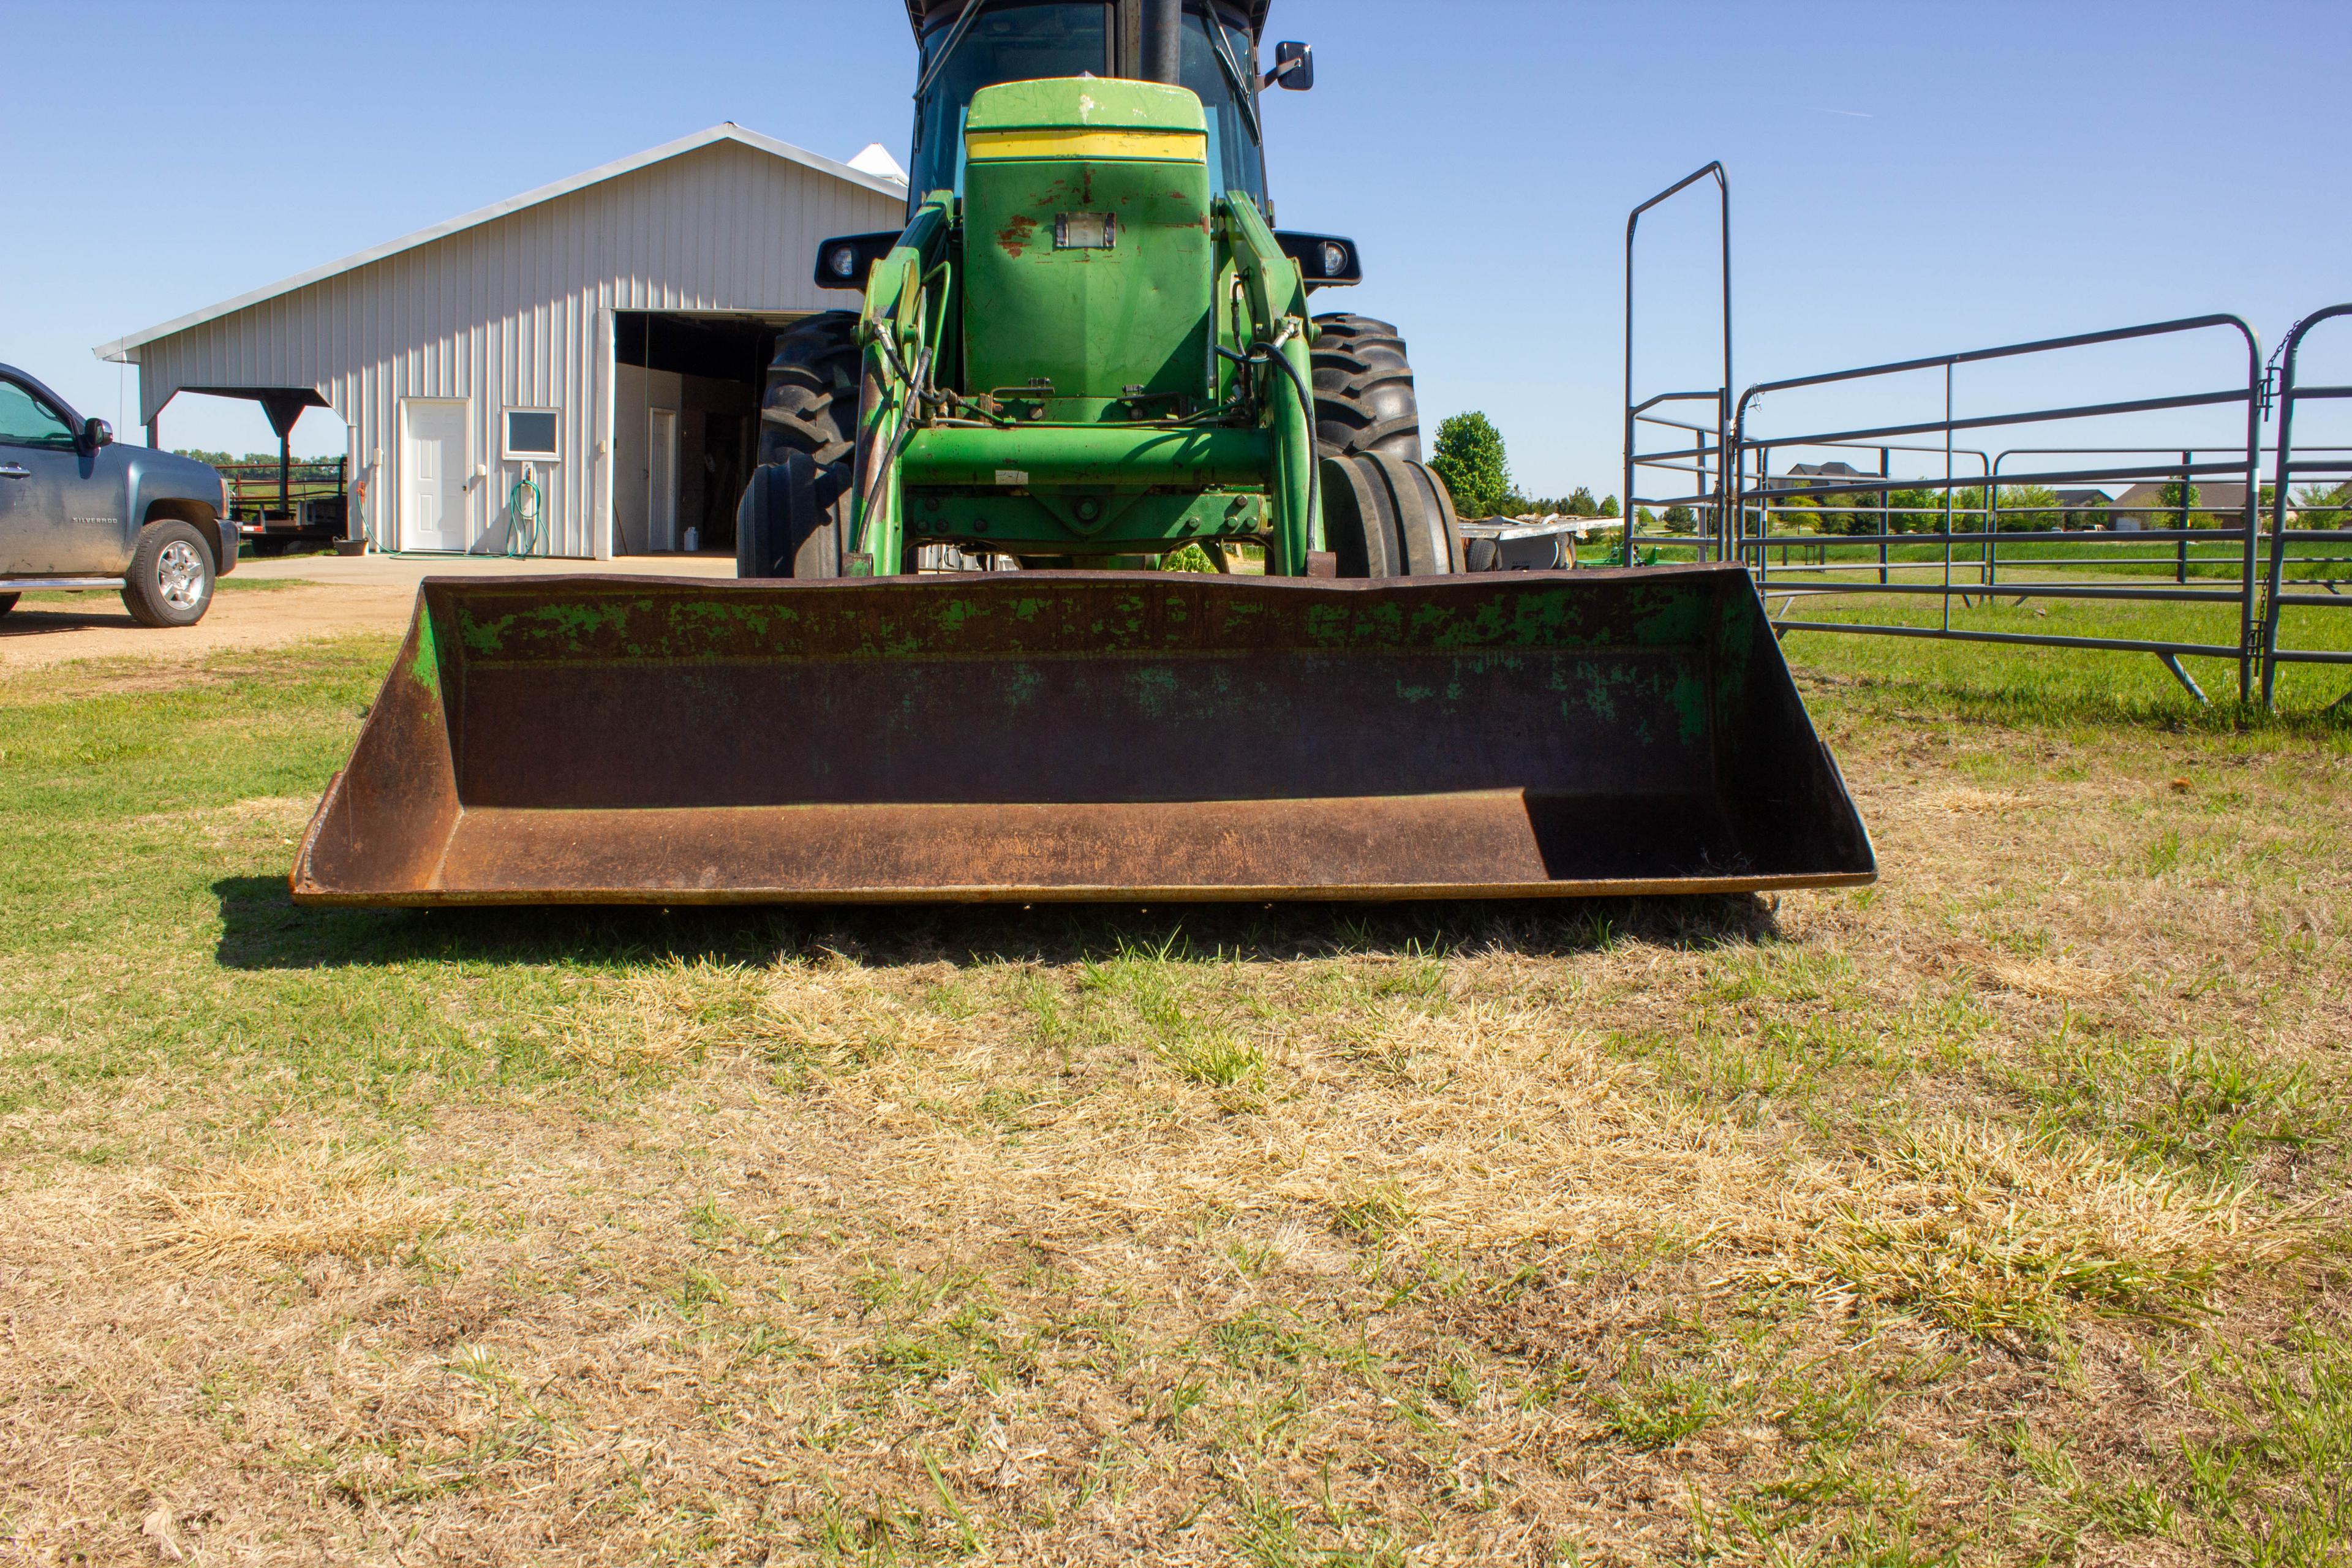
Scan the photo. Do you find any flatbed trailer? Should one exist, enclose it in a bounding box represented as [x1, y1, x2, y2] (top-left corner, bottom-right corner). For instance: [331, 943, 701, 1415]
[221, 456, 348, 555]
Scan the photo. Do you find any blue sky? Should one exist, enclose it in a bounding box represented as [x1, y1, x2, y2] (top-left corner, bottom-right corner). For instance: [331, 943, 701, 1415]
[6, 1, 2350, 496]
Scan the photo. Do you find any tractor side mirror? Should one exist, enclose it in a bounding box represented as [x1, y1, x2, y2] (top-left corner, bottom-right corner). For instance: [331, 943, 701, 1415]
[1265, 41, 1314, 91]
[83, 417, 113, 448]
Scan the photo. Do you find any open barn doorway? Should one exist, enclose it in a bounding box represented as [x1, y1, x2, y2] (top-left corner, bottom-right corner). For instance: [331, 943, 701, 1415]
[611, 312, 796, 556]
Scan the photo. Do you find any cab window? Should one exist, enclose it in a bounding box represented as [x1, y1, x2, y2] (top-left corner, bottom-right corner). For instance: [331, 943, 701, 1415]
[910, 2, 1113, 201]
[1178, 5, 1267, 206]
[0, 380, 79, 451]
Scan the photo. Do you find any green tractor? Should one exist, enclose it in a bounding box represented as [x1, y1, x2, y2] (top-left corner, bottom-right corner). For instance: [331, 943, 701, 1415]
[288, 0, 1873, 907]
[740, 1, 1447, 583]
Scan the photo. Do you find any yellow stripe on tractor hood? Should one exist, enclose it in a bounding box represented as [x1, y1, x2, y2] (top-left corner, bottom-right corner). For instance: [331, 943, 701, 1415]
[965, 126, 1207, 162]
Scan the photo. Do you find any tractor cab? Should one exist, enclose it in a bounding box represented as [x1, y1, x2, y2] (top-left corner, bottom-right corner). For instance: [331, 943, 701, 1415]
[908, 0, 1274, 213]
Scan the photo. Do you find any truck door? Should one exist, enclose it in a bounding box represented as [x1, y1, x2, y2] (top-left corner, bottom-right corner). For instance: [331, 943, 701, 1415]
[0, 375, 119, 574]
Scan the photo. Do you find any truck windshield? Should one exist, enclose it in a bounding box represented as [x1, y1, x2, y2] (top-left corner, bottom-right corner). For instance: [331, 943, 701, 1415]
[908, 1, 1267, 210]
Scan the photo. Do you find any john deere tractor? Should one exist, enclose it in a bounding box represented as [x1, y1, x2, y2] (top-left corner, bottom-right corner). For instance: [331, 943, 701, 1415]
[288, 0, 1873, 907]
[739, 0, 1451, 582]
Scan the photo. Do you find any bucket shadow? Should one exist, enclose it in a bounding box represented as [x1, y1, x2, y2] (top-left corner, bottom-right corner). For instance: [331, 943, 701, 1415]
[213, 875, 1784, 973]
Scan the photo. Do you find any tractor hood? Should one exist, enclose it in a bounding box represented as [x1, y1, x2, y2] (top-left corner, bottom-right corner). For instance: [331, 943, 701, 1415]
[960, 78, 1217, 414]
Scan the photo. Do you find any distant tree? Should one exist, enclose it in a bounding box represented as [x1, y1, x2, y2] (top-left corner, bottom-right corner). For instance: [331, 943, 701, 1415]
[1597, 494, 1620, 518]
[174, 448, 238, 466]
[1888, 487, 1942, 534]
[1770, 492, 1815, 533]
[1566, 486, 1599, 518]
[1430, 412, 1512, 519]
[1839, 489, 1890, 537]
[2294, 481, 2352, 529]
[1988, 483, 2059, 533]
[2152, 479, 2218, 529]
[1662, 503, 1697, 533]
[1635, 505, 1659, 527]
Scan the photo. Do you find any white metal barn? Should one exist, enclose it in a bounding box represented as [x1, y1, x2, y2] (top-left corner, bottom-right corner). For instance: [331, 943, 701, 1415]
[94, 126, 906, 559]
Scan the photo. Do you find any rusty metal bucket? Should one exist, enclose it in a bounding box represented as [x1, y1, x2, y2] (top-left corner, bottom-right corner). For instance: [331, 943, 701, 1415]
[289, 565, 1874, 905]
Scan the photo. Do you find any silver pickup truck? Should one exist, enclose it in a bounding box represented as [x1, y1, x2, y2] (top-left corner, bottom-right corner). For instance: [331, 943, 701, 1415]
[1, 363, 235, 627]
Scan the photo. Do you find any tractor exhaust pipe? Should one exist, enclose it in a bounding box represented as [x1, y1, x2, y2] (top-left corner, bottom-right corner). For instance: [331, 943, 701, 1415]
[1141, 0, 1183, 83]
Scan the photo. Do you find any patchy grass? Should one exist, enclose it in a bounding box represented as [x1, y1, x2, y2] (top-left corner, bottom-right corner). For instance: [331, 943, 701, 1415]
[18, 575, 316, 603]
[0, 630, 2346, 1564]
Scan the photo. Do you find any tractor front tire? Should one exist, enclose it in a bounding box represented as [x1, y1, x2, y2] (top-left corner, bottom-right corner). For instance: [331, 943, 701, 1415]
[737, 453, 845, 579]
[1311, 313, 1422, 463]
[1321, 451, 1462, 578]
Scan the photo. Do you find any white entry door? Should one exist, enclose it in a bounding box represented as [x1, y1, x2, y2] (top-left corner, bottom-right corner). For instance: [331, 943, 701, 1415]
[647, 408, 679, 551]
[401, 399, 470, 552]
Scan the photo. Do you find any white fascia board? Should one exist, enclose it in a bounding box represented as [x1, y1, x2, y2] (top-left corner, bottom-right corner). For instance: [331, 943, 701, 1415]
[93, 124, 905, 363]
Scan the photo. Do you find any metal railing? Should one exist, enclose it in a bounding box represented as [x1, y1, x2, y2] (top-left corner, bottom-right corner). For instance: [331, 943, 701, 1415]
[1724, 314, 2269, 703]
[1615, 163, 2349, 710]
[1622, 164, 1730, 565]
[2260, 304, 2352, 707]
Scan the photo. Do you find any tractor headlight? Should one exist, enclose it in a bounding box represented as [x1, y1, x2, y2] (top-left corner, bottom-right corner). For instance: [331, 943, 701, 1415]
[827, 243, 859, 280]
[1319, 241, 1349, 277]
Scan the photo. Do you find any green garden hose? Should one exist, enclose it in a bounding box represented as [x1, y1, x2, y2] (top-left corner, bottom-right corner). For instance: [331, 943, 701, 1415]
[505, 466, 544, 558]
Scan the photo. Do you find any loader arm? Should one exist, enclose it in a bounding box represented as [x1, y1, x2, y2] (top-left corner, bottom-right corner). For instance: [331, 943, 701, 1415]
[1222, 192, 1319, 567]
[850, 190, 957, 574]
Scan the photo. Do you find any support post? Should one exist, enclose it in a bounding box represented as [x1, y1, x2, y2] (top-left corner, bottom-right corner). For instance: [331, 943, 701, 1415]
[2176, 450, 2191, 585]
[1878, 447, 1890, 584]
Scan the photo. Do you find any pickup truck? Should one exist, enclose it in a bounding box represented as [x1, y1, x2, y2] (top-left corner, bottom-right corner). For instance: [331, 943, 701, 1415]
[0, 363, 234, 627]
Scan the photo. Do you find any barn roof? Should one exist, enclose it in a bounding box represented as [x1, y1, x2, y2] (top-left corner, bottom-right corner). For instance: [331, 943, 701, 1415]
[94, 124, 901, 363]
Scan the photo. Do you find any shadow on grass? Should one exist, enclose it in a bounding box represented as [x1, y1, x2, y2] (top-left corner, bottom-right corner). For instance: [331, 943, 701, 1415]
[211, 875, 1784, 973]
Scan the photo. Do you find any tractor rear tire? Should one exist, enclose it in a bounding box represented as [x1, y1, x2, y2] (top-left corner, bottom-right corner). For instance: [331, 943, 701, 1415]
[737, 452, 845, 578]
[744, 312, 861, 571]
[1321, 451, 1462, 578]
[760, 311, 862, 469]
[1311, 313, 1422, 463]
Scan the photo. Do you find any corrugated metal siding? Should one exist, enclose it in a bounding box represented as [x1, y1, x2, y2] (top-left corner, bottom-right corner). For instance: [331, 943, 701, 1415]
[132, 141, 902, 557]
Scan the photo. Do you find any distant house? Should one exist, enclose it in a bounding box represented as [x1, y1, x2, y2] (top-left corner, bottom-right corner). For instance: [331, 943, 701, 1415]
[1774, 460, 1877, 495]
[2106, 480, 2251, 530]
[2052, 488, 2111, 527]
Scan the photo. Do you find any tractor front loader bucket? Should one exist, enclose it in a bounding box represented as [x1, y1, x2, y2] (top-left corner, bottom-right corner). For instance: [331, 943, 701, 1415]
[290, 565, 1874, 905]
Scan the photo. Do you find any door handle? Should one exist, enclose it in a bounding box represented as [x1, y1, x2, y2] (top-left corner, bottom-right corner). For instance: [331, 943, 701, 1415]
[0, 464, 30, 479]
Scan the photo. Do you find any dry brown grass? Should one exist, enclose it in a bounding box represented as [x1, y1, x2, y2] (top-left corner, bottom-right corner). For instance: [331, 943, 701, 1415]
[1, 659, 2349, 1565]
[134, 1145, 449, 1267]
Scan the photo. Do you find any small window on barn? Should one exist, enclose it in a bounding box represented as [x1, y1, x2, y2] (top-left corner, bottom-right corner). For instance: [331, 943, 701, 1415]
[503, 408, 560, 461]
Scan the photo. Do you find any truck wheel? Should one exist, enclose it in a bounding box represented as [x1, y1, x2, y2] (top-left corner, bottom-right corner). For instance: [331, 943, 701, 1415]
[1321, 452, 1461, 577]
[121, 520, 216, 627]
[736, 452, 844, 578]
[0, 593, 17, 618]
[1311, 313, 1422, 462]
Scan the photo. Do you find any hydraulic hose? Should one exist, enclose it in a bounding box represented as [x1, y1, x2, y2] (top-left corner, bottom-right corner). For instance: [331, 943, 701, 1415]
[855, 330, 935, 568]
[1249, 337, 1321, 567]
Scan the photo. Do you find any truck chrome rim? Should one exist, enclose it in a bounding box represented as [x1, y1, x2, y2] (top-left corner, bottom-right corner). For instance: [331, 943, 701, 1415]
[157, 540, 206, 609]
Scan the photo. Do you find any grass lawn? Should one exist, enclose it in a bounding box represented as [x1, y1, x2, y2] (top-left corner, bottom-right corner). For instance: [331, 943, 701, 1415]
[17, 578, 318, 605]
[1, 617, 2348, 1566]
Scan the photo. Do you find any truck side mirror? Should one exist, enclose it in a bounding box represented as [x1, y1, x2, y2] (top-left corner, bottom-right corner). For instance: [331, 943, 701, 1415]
[83, 417, 113, 448]
[1265, 41, 1313, 91]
